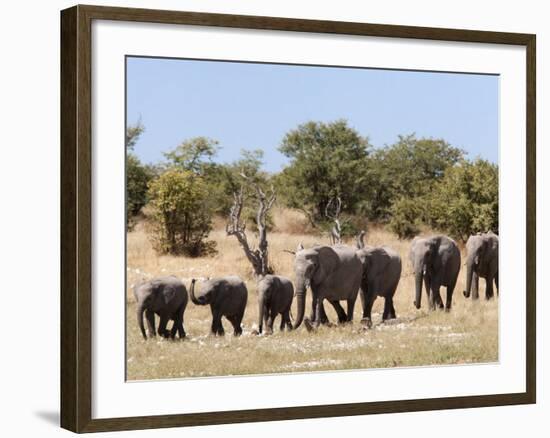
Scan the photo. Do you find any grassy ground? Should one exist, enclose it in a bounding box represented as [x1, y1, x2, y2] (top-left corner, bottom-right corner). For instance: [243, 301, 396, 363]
[126, 208, 498, 380]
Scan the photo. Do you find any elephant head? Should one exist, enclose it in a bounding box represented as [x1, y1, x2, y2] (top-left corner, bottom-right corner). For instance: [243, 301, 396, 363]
[463, 234, 488, 298]
[409, 237, 438, 309]
[292, 245, 340, 329]
[190, 278, 218, 305]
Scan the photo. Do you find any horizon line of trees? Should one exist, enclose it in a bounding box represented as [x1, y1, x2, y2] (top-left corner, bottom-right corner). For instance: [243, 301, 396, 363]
[127, 119, 498, 257]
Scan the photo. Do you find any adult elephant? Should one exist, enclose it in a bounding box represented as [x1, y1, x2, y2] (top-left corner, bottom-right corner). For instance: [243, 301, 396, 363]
[409, 235, 461, 311]
[463, 232, 499, 300]
[293, 244, 363, 330]
[134, 276, 188, 340]
[190, 276, 248, 336]
[356, 245, 402, 328]
[256, 275, 294, 334]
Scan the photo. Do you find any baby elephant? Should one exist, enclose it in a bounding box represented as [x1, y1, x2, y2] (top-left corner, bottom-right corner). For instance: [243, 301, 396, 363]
[134, 276, 188, 340]
[257, 275, 294, 334]
[356, 246, 402, 328]
[190, 276, 248, 336]
[463, 231, 499, 300]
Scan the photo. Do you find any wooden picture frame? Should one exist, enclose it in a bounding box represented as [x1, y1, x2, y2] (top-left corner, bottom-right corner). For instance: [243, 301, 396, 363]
[60, 4, 536, 433]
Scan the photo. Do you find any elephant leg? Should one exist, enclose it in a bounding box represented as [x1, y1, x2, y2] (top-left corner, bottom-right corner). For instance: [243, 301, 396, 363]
[361, 293, 376, 328]
[280, 313, 286, 331]
[424, 274, 432, 308]
[359, 287, 367, 318]
[158, 314, 170, 338]
[314, 298, 325, 328]
[177, 319, 186, 338]
[145, 309, 156, 337]
[329, 300, 347, 324]
[485, 276, 495, 300]
[211, 310, 224, 336]
[346, 296, 357, 322]
[495, 272, 499, 296]
[169, 306, 182, 339]
[445, 277, 457, 312]
[169, 318, 178, 339]
[428, 286, 435, 310]
[390, 298, 397, 319]
[309, 293, 318, 322]
[266, 309, 275, 334]
[471, 272, 480, 300]
[173, 305, 186, 339]
[383, 297, 396, 320]
[284, 311, 293, 331]
[230, 312, 244, 336]
[382, 298, 390, 320]
[429, 283, 441, 311]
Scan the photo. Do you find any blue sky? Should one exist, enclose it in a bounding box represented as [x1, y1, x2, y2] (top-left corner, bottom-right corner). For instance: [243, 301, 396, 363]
[126, 57, 498, 172]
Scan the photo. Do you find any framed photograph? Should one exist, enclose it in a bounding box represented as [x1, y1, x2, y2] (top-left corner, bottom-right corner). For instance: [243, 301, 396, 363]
[60, 4, 536, 433]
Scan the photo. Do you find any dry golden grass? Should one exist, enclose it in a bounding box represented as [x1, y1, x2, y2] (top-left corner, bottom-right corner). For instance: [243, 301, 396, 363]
[126, 210, 498, 381]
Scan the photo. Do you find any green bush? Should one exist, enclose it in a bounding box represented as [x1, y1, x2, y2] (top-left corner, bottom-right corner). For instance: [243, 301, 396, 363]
[389, 197, 422, 239]
[147, 169, 215, 256]
[425, 159, 498, 241]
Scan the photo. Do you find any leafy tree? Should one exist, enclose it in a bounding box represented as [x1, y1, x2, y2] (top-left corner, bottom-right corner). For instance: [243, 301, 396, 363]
[127, 155, 153, 216]
[425, 159, 498, 241]
[367, 135, 464, 220]
[163, 137, 219, 174]
[147, 169, 215, 256]
[126, 122, 152, 229]
[277, 120, 371, 224]
[126, 120, 144, 151]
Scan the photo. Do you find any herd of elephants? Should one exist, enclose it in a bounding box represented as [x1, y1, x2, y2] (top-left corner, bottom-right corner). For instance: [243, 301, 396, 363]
[133, 232, 499, 340]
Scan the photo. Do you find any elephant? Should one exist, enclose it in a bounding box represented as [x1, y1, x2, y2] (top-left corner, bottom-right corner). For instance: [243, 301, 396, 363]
[356, 245, 402, 327]
[256, 275, 294, 334]
[190, 276, 248, 336]
[409, 235, 461, 311]
[463, 231, 499, 300]
[293, 244, 363, 330]
[133, 276, 188, 340]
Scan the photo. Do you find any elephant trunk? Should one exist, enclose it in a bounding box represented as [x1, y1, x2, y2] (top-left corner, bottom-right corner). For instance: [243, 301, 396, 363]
[292, 279, 307, 329]
[414, 269, 423, 309]
[137, 301, 147, 339]
[189, 279, 201, 305]
[464, 257, 474, 298]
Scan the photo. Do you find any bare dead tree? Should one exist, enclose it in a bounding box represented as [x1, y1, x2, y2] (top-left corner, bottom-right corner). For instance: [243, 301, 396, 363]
[355, 230, 366, 249]
[325, 197, 349, 245]
[226, 175, 276, 277]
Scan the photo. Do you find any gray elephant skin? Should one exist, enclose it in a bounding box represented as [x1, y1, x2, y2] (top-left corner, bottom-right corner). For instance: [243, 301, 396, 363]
[293, 244, 363, 329]
[133, 276, 188, 340]
[463, 232, 499, 300]
[190, 276, 248, 336]
[257, 275, 294, 334]
[409, 235, 461, 311]
[356, 245, 402, 327]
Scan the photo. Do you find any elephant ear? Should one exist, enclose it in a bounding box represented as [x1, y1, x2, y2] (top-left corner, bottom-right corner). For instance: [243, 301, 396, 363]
[313, 246, 340, 285]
